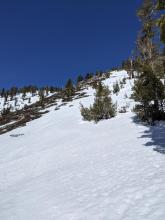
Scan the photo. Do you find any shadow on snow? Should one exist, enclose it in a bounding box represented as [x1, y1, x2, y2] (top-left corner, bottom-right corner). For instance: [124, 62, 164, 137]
[132, 116, 165, 154]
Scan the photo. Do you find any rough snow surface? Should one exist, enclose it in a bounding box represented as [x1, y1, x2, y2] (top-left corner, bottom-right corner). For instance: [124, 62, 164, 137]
[0, 70, 165, 220]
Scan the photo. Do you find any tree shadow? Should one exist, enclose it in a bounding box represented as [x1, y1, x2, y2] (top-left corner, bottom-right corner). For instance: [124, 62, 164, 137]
[132, 116, 165, 154]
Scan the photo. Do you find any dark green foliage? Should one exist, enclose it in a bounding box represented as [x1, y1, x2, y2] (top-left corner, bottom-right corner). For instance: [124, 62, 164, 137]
[39, 89, 45, 107]
[22, 90, 26, 99]
[80, 82, 116, 122]
[64, 78, 75, 99]
[133, 66, 165, 122]
[156, 0, 165, 10]
[77, 75, 84, 84]
[95, 71, 102, 77]
[19, 85, 38, 96]
[113, 81, 120, 94]
[132, 0, 165, 123]
[122, 77, 126, 84]
[9, 87, 18, 100]
[156, 0, 165, 43]
[122, 58, 139, 78]
[91, 81, 98, 90]
[137, 0, 155, 38]
[85, 73, 93, 80]
[49, 86, 56, 93]
[105, 72, 110, 78]
[1, 107, 11, 116]
[0, 88, 5, 97]
[45, 86, 49, 96]
[119, 81, 124, 89]
[49, 86, 62, 93]
[110, 67, 118, 71]
[80, 105, 93, 121]
[161, 20, 165, 43]
[119, 78, 126, 89]
[4, 92, 8, 102]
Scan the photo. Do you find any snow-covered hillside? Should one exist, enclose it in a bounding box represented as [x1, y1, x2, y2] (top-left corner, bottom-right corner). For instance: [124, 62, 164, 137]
[0, 91, 55, 113]
[0, 70, 165, 220]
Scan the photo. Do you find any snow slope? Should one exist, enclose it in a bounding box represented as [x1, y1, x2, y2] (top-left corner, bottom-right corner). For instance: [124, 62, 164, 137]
[0, 70, 165, 220]
[0, 91, 55, 113]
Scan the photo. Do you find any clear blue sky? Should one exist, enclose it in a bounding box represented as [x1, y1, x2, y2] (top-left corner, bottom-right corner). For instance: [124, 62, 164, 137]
[0, 0, 141, 88]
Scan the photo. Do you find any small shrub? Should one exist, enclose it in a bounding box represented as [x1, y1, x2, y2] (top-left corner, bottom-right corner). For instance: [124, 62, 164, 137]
[113, 81, 120, 94]
[80, 105, 93, 121]
[80, 82, 116, 122]
[1, 107, 11, 116]
[119, 106, 127, 113]
[119, 81, 124, 89]
[122, 77, 126, 84]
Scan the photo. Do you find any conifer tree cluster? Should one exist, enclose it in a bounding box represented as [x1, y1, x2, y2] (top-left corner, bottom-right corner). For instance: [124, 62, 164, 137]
[0, 85, 61, 102]
[80, 82, 116, 122]
[132, 0, 165, 123]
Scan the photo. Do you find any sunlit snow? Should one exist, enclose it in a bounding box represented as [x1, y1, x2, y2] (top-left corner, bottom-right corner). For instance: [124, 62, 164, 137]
[0, 71, 165, 220]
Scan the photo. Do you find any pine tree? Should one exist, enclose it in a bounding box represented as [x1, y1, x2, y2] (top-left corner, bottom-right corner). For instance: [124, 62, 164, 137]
[45, 86, 49, 96]
[22, 88, 26, 99]
[4, 92, 8, 102]
[81, 82, 116, 122]
[31, 86, 37, 97]
[132, 0, 165, 122]
[64, 78, 75, 99]
[39, 89, 45, 107]
[85, 73, 93, 80]
[77, 75, 84, 84]
[96, 71, 102, 77]
[1, 88, 5, 98]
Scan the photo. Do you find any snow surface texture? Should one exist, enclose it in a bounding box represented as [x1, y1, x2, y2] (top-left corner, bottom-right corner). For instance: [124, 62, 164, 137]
[0, 70, 165, 220]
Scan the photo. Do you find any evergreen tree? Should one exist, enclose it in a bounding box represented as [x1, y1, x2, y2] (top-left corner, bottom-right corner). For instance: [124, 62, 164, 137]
[45, 86, 49, 96]
[81, 82, 116, 122]
[156, 0, 165, 43]
[132, 0, 165, 122]
[39, 89, 45, 107]
[96, 71, 102, 77]
[1, 88, 5, 98]
[85, 73, 93, 80]
[22, 88, 26, 99]
[77, 75, 84, 84]
[64, 78, 75, 98]
[4, 91, 9, 102]
[133, 65, 165, 121]
[10, 87, 18, 100]
[30, 86, 38, 97]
